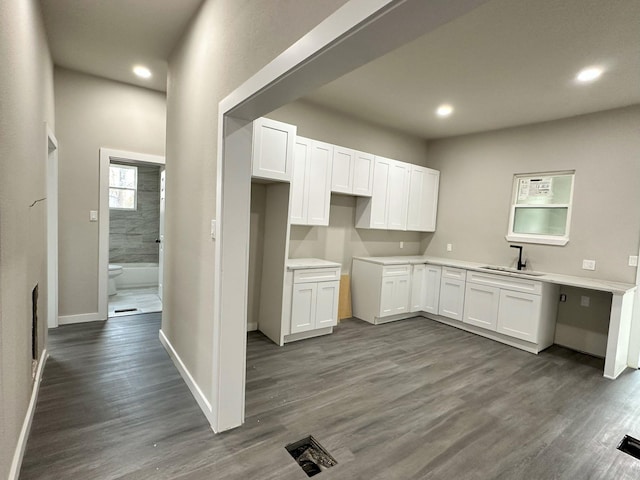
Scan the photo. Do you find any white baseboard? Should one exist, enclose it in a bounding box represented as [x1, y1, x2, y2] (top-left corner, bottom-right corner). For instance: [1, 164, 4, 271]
[158, 329, 215, 427]
[247, 322, 258, 332]
[9, 349, 48, 480]
[58, 312, 105, 325]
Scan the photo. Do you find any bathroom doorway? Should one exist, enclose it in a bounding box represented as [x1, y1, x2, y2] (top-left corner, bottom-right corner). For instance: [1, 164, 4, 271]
[98, 148, 165, 319]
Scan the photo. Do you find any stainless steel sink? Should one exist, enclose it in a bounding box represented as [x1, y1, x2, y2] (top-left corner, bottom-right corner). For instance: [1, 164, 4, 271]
[479, 266, 545, 276]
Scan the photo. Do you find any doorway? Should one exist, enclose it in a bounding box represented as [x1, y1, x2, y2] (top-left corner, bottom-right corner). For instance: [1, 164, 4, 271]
[98, 149, 165, 320]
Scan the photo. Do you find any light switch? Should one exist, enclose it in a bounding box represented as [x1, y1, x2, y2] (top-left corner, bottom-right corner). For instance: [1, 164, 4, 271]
[210, 219, 216, 240]
[629, 256, 638, 267]
[447, 243, 453, 252]
[399, 241, 404, 249]
[580, 296, 590, 307]
[89, 210, 98, 222]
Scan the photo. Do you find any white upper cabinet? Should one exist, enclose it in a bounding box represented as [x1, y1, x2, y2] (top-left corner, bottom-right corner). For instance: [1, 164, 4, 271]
[331, 147, 374, 196]
[331, 146, 354, 194]
[386, 160, 410, 230]
[355, 156, 410, 231]
[252, 117, 296, 182]
[290, 136, 333, 226]
[406, 165, 440, 232]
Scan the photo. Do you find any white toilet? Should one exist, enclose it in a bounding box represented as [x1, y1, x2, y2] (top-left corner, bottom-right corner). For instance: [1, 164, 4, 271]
[108, 264, 123, 296]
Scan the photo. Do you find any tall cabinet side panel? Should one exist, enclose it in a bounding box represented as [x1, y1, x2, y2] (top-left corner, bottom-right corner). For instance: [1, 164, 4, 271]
[258, 183, 291, 345]
[351, 259, 382, 324]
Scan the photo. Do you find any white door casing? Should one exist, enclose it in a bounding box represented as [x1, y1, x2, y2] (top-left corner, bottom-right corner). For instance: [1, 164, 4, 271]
[46, 124, 59, 328]
[98, 149, 165, 320]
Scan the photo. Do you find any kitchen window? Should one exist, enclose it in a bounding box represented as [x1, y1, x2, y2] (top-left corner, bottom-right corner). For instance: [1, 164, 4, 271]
[506, 171, 575, 246]
[109, 164, 138, 210]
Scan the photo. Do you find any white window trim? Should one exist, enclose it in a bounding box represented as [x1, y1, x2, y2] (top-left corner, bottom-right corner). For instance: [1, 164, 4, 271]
[109, 164, 138, 211]
[506, 170, 575, 246]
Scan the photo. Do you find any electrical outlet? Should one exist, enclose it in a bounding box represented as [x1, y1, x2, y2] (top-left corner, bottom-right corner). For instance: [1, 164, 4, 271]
[582, 259, 596, 271]
[446, 243, 453, 252]
[580, 295, 590, 307]
[559, 294, 567, 302]
[399, 241, 404, 249]
[629, 256, 638, 267]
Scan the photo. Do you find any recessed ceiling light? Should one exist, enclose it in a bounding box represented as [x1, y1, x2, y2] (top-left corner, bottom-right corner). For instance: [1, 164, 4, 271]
[436, 104, 453, 117]
[133, 65, 152, 79]
[576, 66, 603, 83]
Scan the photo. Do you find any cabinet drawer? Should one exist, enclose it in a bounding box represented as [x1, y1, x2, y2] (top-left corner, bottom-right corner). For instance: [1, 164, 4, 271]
[466, 271, 541, 295]
[382, 264, 411, 277]
[441, 267, 467, 281]
[293, 268, 340, 284]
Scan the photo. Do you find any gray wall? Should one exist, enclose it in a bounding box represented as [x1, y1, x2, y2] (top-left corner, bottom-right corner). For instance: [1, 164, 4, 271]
[423, 106, 640, 356]
[164, 0, 349, 402]
[109, 164, 161, 264]
[423, 106, 640, 284]
[55, 68, 166, 317]
[0, 0, 55, 476]
[268, 100, 430, 273]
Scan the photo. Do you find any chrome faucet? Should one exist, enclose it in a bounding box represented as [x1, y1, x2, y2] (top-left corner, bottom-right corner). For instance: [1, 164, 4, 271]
[510, 245, 526, 270]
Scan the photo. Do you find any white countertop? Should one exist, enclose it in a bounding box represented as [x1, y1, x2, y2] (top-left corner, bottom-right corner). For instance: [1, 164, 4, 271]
[353, 255, 636, 295]
[287, 258, 342, 270]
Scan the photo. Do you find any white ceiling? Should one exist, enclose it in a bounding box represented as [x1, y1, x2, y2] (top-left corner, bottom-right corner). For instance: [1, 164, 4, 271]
[40, 0, 639, 138]
[40, 0, 204, 92]
[302, 0, 640, 139]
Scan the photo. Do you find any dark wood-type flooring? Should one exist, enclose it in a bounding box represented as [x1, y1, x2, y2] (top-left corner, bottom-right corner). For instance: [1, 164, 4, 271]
[21, 313, 640, 479]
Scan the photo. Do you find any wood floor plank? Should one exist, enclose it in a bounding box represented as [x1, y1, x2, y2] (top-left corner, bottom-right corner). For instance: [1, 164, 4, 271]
[20, 313, 640, 479]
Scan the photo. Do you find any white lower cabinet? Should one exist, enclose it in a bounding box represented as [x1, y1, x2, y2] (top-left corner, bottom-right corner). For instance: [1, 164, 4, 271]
[352, 257, 559, 354]
[423, 265, 442, 315]
[410, 264, 426, 313]
[438, 268, 466, 321]
[463, 283, 500, 330]
[379, 266, 411, 317]
[289, 266, 340, 336]
[496, 290, 542, 342]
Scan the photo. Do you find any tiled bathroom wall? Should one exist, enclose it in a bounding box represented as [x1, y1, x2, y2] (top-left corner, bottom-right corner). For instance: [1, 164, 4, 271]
[109, 164, 161, 263]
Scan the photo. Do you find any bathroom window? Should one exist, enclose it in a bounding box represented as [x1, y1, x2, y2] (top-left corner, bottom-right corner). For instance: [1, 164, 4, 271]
[506, 171, 575, 246]
[109, 164, 138, 210]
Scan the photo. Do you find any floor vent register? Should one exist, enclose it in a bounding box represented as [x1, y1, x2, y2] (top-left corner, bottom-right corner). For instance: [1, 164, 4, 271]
[618, 435, 640, 460]
[285, 435, 337, 477]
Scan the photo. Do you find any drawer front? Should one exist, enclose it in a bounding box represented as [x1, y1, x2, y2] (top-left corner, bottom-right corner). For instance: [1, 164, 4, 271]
[441, 267, 467, 281]
[466, 271, 541, 295]
[382, 264, 411, 277]
[293, 267, 340, 284]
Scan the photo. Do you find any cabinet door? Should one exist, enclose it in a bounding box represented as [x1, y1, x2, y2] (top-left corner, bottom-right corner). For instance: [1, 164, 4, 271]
[379, 277, 397, 317]
[406, 165, 426, 231]
[331, 146, 354, 194]
[463, 283, 500, 331]
[306, 140, 333, 226]
[423, 265, 442, 314]
[406, 166, 440, 232]
[394, 275, 411, 315]
[290, 138, 311, 225]
[410, 264, 426, 313]
[438, 278, 465, 321]
[370, 157, 391, 229]
[291, 283, 317, 334]
[386, 160, 410, 230]
[496, 290, 542, 342]
[315, 280, 340, 328]
[252, 117, 296, 182]
[352, 151, 374, 197]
